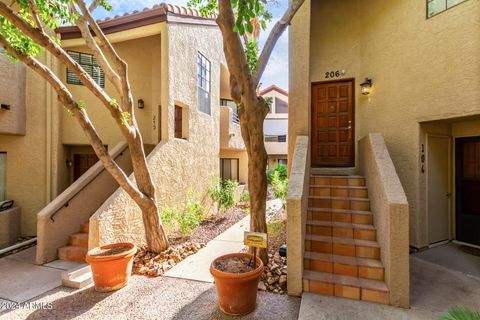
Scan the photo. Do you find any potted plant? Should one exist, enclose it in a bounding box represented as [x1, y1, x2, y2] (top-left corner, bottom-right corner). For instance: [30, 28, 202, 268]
[210, 252, 264, 315]
[86, 242, 137, 292]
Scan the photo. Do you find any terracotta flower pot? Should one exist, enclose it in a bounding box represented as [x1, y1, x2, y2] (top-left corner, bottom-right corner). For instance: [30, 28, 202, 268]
[86, 242, 137, 292]
[210, 253, 264, 316]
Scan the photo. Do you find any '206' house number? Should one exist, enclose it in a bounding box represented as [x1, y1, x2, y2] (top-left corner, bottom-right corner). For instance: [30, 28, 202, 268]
[325, 70, 346, 79]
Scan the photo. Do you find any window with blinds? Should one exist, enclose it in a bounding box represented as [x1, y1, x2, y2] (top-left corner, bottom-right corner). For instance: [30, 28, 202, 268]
[67, 51, 105, 87]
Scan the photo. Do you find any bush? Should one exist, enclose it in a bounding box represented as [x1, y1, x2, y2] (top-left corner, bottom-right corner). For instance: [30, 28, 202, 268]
[209, 178, 239, 215]
[161, 190, 206, 236]
[240, 191, 250, 202]
[440, 307, 480, 320]
[267, 163, 287, 184]
[271, 170, 288, 201]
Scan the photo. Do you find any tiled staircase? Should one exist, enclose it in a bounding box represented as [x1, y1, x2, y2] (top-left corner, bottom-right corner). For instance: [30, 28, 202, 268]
[57, 222, 89, 263]
[302, 175, 390, 305]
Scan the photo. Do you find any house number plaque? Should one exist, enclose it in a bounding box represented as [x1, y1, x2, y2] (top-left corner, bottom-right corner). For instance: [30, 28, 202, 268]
[325, 70, 346, 79]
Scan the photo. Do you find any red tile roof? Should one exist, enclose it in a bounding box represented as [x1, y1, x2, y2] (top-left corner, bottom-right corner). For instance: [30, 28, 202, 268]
[57, 3, 216, 40]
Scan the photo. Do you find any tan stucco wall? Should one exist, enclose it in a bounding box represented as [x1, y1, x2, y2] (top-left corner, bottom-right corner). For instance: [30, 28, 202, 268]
[220, 106, 245, 150]
[0, 55, 26, 135]
[90, 22, 224, 248]
[267, 156, 287, 170]
[61, 34, 162, 147]
[0, 53, 62, 236]
[359, 133, 409, 307]
[290, 0, 480, 248]
[219, 148, 248, 184]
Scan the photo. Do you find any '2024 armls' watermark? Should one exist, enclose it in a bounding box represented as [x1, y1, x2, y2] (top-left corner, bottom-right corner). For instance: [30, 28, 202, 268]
[1, 301, 53, 310]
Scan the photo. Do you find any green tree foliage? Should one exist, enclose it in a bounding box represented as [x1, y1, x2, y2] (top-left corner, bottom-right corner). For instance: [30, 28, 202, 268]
[267, 163, 287, 183]
[209, 178, 239, 215]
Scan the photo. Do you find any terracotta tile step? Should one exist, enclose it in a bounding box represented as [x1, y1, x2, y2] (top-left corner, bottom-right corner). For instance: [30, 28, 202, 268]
[305, 234, 380, 259]
[80, 222, 89, 234]
[69, 233, 89, 248]
[304, 251, 384, 280]
[306, 220, 376, 241]
[309, 176, 365, 187]
[303, 270, 389, 304]
[309, 185, 368, 198]
[308, 196, 370, 212]
[307, 208, 374, 225]
[58, 245, 87, 263]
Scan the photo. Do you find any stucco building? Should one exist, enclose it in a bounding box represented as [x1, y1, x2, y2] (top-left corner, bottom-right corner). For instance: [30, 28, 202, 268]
[261, 85, 289, 170]
[287, 0, 479, 308]
[0, 4, 243, 263]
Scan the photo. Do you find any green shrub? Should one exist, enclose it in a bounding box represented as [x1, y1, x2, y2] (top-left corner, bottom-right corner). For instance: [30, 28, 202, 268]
[209, 178, 239, 214]
[440, 307, 480, 320]
[240, 191, 250, 202]
[161, 190, 206, 236]
[267, 163, 287, 183]
[271, 170, 288, 201]
[161, 208, 178, 228]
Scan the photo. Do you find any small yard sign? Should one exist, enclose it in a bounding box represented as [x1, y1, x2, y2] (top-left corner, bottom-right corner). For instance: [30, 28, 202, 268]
[244, 231, 268, 248]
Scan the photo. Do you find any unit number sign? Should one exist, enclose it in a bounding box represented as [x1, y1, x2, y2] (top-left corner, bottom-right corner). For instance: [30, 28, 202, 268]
[325, 70, 345, 79]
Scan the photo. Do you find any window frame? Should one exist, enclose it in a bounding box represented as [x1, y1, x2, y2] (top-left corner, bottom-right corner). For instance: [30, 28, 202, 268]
[220, 158, 239, 182]
[275, 97, 288, 114]
[197, 52, 211, 115]
[0, 152, 6, 201]
[66, 50, 105, 88]
[174, 105, 183, 139]
[426, 0, 468, 18]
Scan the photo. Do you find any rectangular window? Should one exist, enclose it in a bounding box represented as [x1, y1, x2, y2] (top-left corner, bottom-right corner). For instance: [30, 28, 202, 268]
[174, 105, 183, 139]
[265, 135, 287, 142]
[0, 153, 6, 201]
[197, 53, 211, 115]
[279, 159, 288, 166]
[67, 51, 105, 87]
[275, 98, 288, 114]
[427, 0, 467, 18]
[220, 158, 239, 181]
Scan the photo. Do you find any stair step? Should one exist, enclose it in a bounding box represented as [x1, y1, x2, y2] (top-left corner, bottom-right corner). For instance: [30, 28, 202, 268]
[61, 264, 92, 289]
[58, 245, 88, 263]
[80, 222, 89, 234]
[306, 220, 376, 241]
[308, 196, 370, 212]
[69, 233, 89, 248]
[305, 234, 380, 259]
[310, 185, 368, 198]
[309, 176, 365, 187]
[308, 208, 374, 225]
[304, 251, 384, 280]
[303, 270, 389, 304]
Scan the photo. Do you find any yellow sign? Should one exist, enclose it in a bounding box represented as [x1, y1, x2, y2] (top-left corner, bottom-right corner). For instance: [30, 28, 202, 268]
[244, 231, 268, 248]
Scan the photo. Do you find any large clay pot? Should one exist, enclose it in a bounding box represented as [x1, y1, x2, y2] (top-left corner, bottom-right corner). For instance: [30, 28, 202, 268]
[86, 242, 137, 292]
[210, 252, 264, 316]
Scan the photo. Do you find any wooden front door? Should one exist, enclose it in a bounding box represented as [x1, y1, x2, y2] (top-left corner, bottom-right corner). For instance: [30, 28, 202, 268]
[455, 137, 480, 246]
[73, 154, 99, 181]
[311, 80, 355, 167]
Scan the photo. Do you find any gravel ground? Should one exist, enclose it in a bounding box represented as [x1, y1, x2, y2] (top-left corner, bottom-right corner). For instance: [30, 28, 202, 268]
[0, 276, 300, 320]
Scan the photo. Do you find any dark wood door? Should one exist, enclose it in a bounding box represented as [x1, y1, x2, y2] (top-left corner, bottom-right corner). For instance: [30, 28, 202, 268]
[73, 154, 98, 181]
[311, 80, 355, 167]
[455, 137, 480, 246]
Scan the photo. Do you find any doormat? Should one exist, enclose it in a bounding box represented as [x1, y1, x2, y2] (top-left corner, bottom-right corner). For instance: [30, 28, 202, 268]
[460, 245, 480, 257]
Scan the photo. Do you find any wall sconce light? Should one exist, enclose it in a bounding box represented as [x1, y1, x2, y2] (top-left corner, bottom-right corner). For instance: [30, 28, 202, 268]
[66, 160, 73, 167]
[137, 99, 145, 109]
[1, 104, 11, 110]
[360, 78, 373, 95]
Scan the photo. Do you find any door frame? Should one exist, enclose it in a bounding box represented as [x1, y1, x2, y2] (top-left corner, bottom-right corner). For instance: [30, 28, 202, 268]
[310, 78, 356, 167]
[454, 135, 480, 246]
[425, 134, 452, 245]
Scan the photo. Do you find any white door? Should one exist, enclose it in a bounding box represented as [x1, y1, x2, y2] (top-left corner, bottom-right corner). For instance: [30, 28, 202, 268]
[427, 135, 451, 244]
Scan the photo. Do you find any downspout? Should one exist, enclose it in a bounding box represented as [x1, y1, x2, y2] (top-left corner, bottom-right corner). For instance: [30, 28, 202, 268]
[45, 51, 52, 203]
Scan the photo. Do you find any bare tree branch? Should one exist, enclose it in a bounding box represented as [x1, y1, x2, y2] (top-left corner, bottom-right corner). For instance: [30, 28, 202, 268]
[252, 0, 305, 85]
[0, 34, 151, 208]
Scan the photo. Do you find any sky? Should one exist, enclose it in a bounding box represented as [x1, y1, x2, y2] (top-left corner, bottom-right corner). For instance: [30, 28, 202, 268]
[92, 0, 289, 91]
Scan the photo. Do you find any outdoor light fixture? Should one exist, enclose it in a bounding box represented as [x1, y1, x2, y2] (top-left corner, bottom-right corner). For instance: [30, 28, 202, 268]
[360, 78, 373, 95]
[137, 99, 145, 109]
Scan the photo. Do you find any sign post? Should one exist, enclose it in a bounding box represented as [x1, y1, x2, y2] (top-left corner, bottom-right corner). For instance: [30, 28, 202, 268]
[244, 231, 268, 268]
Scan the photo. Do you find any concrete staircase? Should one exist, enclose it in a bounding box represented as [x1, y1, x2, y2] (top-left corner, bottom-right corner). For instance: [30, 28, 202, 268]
[302, 174, 390, 305]
[58, 222, 89, 263]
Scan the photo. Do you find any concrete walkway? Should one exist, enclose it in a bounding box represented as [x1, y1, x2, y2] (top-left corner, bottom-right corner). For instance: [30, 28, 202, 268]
[164, 215, 250, 282]
[298, 256, 480, 320]
[0, 246, 83, 309]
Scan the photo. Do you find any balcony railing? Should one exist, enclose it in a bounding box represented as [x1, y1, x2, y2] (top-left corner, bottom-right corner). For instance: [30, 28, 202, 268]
[232, 111, 240, 124]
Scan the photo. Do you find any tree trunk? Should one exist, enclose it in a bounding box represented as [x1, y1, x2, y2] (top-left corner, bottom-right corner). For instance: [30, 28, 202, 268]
[141, 199, 169, 253]
[240, 99, 269, 264]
